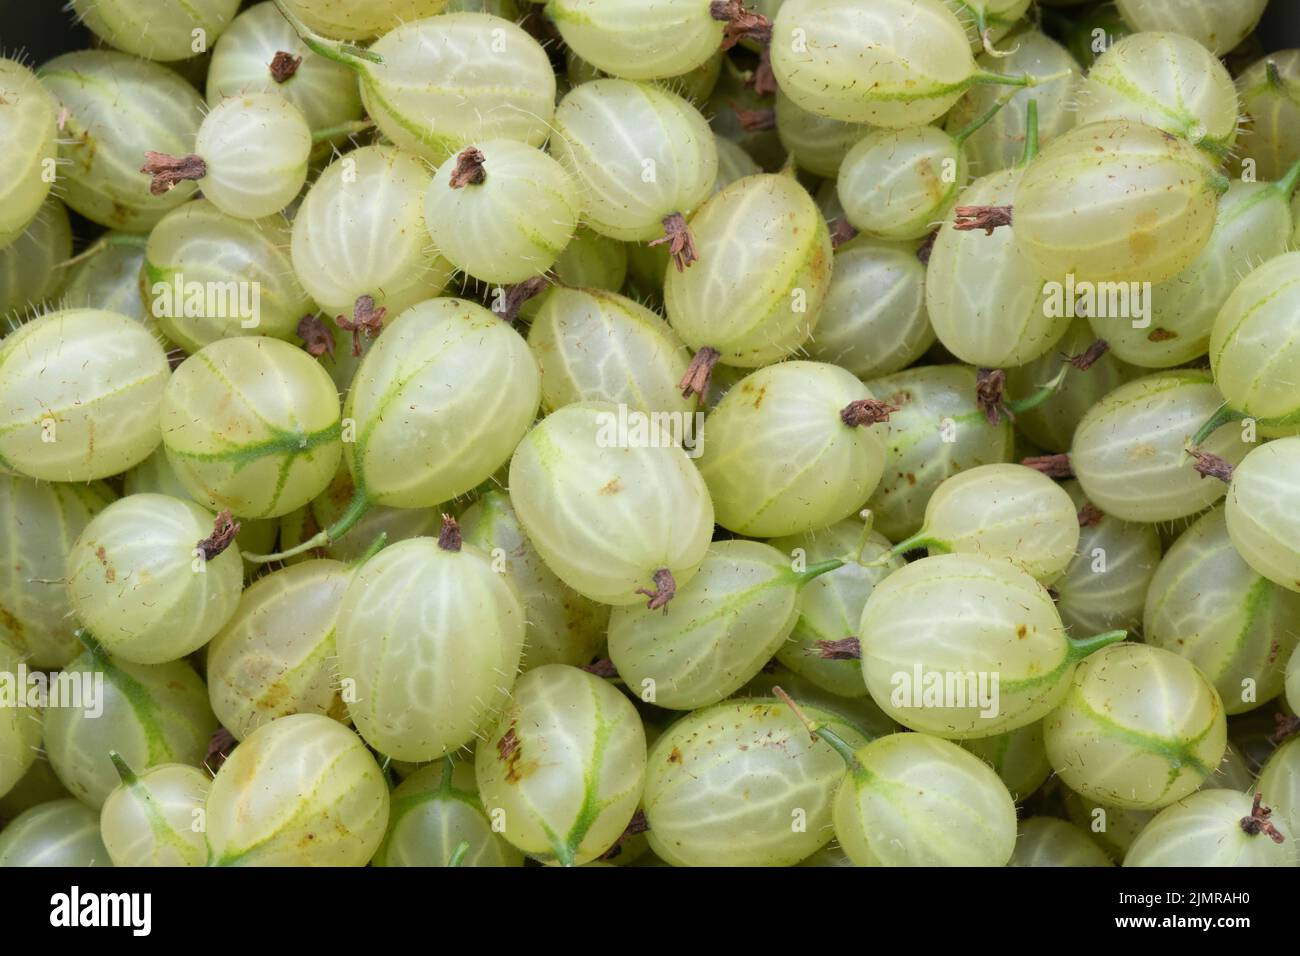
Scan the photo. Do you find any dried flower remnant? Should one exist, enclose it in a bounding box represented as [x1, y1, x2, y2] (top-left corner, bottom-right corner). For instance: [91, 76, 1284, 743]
[749, 49, 777, 95]
[731, 104, 776, 132]
[829, 218, 859, 250]
[581, 659, 619, 679]
[437, 514, 462, 552]
[297, 314, 335, 358]
[196, 510, 241, 560]
[335, 295, 386, 357]
[710, 1, 773, 50]
[679, 346, 721, 399]
[499, 277, 550, 324]
[649, 212, 699, 271]
[814, 637, 861, 660]
[953, 204, 1013, 235]
[1068, 339, 1110, 371]
[140, 151, 206, 195]
[1239, 793, 1286, 844]
[1077, 503, 1104, 527]
[840, 400, 897, 427]
[1022, 454, 1074, 479]
[636, 568, 678, 613]
[269, 51, 302, 83]
[975, 367, 1011, 425]
[448, 147, 487, 188]
[1189, 449, 1234, 483]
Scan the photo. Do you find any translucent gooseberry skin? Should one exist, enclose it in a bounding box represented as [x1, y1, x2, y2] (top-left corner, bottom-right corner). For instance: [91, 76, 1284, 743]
[1052, 480, 1160, 640]
[1070, 370, 1249, 523]
[774, 88, 872, 180]
[61, 234, 150, 326]
[38, 51, 206, 231]
[1124, 790, 1296, 867]
[70, 0, 240, 62]
[374, 758, 523, 867]
[0, 59, 57, 248]
[805, 241, 934, 381]
[833, 732, 1019, 867]
[551, 79, 718, 243]
[607, 540, 804, 711]
[926, 167, 1070, 368]
[193, 94, 311, 220]
[1210, 251, 1300, 437]
[1013, 120, 1224, 285]
[943, 30, 1080, 177]
[279, 0, 449, 39]
[1258, 737, 1300, 839]
[425, 140, 580, 284]
[344, 297, 540, 509]
[0, 478, 115, 669]
[99, 763, 211, 867]
[66, 493, 244, 665]
[360, 14, 555, 163]
[696, 361, 887, 538]
[1009, 817, 1114, 867]
[290, 146, 453, 319]
[838, 127, 967, 241]
[1145, 508, 1300, 715]
[476, 665, 646, 866]
[508, 401, 715, 606]
[43, 646, 218, 810]
[527, 287, 695, 417]
[859, 553, 1088, 739]
[665, 174, 832, 366]
[0, 198, 72, 318]
[1116, 0, 1268, 55]
[768, 517, 902, 698]
[144, 200, 313, 353]
[160, 336, 343, 519]
[205, 1, 364, 133]
[1043, 643, 1228, 810]
[1224, 437, 1300, 594]
[643, 698, 869, 867]
[770, 0, 977, 128]
[459, 490, 609, 672]
[0, 637, 41, 799]
[547, 0, 725, 81]
[335, 536, 526, 761]
[862, 364, 1014, 542]
[1062, 787, 1153, 860]
[961, 721, 1053, 803]
[1096, 181, 1293, 369]
[205, 714, 390, 866]
[0, 309, 170, 482]
[205, 559, 353, 741]
[1075, 31, 1239, 152]
[0, 800, 111, 867]
[1236, 51, 1300, 183]
[1006, 317, 1141, 454]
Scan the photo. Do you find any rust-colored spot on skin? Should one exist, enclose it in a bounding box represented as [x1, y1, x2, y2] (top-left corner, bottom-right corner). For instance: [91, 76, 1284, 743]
[1016, 624, 1027, 639]
[1147, 328, 1177, 342]
[904, 472, 917, 486]
[1129, 209, 1159, 262]
[94, 545, 115, 583]
[668, 746, 683, 764]
[598, 478, 622, 495]
[498, 725, 527, 783]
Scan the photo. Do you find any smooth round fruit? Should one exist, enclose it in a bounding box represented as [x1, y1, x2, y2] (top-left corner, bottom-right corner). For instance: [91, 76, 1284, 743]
[278, 0, 449, 39]
[1116, 0, 1267, 55]
[344, 297, 540, 508]
[61, 235, 150, 325]
[838, 127, 966, 241]
[697, 361, 888, 537]
[99, 761, 211, 867]
[548, 0, 726, 81]
[0, 59, 57, 247]
[161, 337, 342, 519]
[477, 665, 646, 866]
[0, 800, 110, 866]
[0, 198, 72, 318]
[960, 721, 1053, 802]
[0, 637, 40, 800]
[335, 535, 525, 761]
[205, 714, 389, 866]
[774, 88, 872, 179]
[1043, 642, 1228, 809]
[0, 309, 169, 482]
[1257, 737, 1300, 838]
[644, 698, 869, 867]
[70, 0, 240, 61]
[192, 93, 311, 219]
[1237, 51, 1300, 182]
[1124, 790, 1296, 867]
[1009, 817, 1114, 866]
[508, 401, 714, 606]
[67, 494, 244, 665]
[205, 559, 352, 741]
[1225, 437, 1300, 593]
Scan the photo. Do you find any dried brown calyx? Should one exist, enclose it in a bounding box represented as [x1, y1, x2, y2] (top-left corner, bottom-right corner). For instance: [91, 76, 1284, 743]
[731, 103, 776, 132]
[297, 314, 335, 358]
[205, 726, 237, 775]
[1068, 339, 1110, 371]
[140, 151, 206, 195]
[710, 0, 773, 49]
[196, 510, 241, 561]
[1023, 454, 1075, 479]
[437, 514, 462, 552]
[600, 810, 650, 860]
[829, 218, 859, 250]
[916, 229, 938, 264]
[269, 51, 302, 83]
[581, 659, 619, 679]
[1190, 449, 1234, 483]
[636, 568, 677, 613]
[975, 367, 1011, 425]
[679, 346, 721, 399]
[749, 48, 777, 95]
[814, 637, 861, 661]
[1269, 713, 1300, 745]
[1240, 793, 1286, 844]
[449, 147, 487, 188]
[1077, 503, 1105, 528]
[841, 399, 897, 427]
[335, 295, 386, 357]
[649, 212, 699, 271]
[498, 276, 550, 324]
[953, 204, 1013, 235]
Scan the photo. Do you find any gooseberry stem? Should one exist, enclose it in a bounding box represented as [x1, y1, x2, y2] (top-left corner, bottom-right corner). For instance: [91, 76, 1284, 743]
[796, 559, 847, 586]
[1007, 363, 1070, 415]
[773, 686, 865, 772]
[447, 842, 470, 867]
[970, 67, 1072, 90]
[54, 232, 149, 270]
[1274, 153, 1300, 201]
[310, 119, 376, 144]
[952, 91, 1015, 147]
[108, 751, 138, 786]
[351, 532, 388, 567]
[1189, 405, 1245, 448]
[875, 531, 947, 565]
[1066, 629, 1127, 661]
[245, 485, 370, 563]
[271, 0, 383, 69]
[1021, 99, 1039, 165]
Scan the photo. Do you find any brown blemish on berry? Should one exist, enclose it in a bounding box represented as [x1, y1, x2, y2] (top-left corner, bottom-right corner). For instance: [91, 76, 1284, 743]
[598, 478, 622, 495]
[1147, 328, 1177, 342]
[95, 546, 115, 583]
[668, 746, 683, 763]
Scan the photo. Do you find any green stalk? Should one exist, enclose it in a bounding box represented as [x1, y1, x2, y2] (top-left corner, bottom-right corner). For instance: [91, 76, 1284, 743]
[872, 531, 949, 566]
[952, 91, 1015, 146]
[350, 532, 388, 568]
[1189, 404, 1245, 449]
[1021, 98, 1039, 165]
[795, 558, 846, 586]
[971, 67, 1073, 90]
[1066, 629, 1127, 661]
[773, 686, 866, 772]
[1008, 363, 1070, 415]
[54, 232, 148, 270]
[108, 751, 138, 787]
[246, 484, 370, 563]
[1273, 153, 1300, 200]
[272, 0, 383, 69]
[447, 842, 470, 868]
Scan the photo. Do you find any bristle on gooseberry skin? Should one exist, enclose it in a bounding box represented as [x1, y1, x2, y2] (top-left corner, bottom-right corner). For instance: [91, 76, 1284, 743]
[100, 761, 211, 868]
[0, 198, 73, 319]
